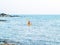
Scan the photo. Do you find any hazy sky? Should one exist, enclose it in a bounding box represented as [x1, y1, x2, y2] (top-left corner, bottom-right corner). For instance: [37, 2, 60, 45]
[0, 0, 60, 14]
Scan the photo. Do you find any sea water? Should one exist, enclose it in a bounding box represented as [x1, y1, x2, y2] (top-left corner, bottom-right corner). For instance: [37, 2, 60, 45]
[0, 15, 60, 45]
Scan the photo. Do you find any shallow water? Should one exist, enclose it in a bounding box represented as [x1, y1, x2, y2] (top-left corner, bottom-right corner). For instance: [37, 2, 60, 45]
[0, 15, 60, 45]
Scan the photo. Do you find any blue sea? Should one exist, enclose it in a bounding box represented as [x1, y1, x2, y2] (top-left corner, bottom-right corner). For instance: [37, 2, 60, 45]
[0, 15, 60, 45]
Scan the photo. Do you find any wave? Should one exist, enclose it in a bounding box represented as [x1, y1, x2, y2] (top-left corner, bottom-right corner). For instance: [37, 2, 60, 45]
[0, 39, 60, 45]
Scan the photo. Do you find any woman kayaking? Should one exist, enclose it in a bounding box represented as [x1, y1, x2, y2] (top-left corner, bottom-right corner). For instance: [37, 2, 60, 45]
[27, 21, 32, 26]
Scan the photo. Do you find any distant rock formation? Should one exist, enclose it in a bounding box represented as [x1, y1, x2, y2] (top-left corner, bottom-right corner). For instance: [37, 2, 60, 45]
[0, 13, 20, 17]
[0, 13, 7, 17]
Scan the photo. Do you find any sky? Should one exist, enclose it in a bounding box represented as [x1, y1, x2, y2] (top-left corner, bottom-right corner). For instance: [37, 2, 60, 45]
[0, 0, 60, 14]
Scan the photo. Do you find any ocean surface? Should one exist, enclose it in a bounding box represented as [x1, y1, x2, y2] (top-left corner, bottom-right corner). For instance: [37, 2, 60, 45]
[0, 15, 60, 45]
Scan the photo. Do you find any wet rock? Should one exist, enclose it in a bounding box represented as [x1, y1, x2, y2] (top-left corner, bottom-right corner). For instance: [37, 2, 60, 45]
[0, 20, 7, 21]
